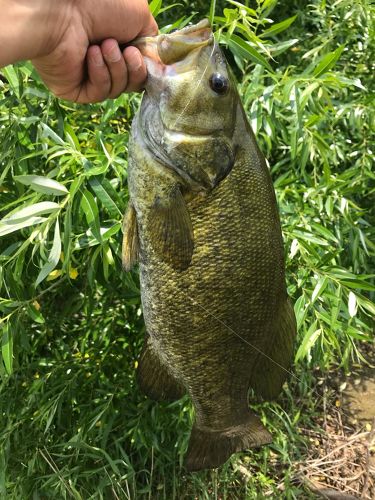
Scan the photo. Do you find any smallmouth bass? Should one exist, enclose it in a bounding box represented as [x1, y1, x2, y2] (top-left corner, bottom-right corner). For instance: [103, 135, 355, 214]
[123, 20, 296, 471]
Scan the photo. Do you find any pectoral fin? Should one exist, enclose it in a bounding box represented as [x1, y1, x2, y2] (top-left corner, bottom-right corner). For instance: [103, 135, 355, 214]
[122, 202, 139, 271]
[149, 188, 194, 271]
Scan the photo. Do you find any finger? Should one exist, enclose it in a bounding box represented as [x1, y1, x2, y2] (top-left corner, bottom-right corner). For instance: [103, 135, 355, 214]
[78, 45, 111, 103]
[140, 16, 159, 37]
[123, 46, 147, 93]
[101, 39, 128, 99]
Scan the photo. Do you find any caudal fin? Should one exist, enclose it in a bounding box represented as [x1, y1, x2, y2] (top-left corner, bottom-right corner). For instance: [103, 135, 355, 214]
[185, 414, 272, 472]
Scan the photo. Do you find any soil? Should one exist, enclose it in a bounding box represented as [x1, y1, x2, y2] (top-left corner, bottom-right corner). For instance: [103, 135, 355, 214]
[296, 348, 375, 499]
[341, 366, 375, 426]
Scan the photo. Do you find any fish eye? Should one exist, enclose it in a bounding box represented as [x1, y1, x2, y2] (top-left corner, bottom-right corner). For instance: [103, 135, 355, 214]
[209, 73, 229, 95]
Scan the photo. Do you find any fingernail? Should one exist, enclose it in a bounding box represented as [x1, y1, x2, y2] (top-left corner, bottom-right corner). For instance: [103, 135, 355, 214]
[107, 45, 122, 63]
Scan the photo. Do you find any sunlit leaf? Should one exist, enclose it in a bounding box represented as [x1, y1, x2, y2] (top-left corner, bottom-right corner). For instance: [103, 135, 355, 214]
[260, 15, 297, 38]
[14, 175, 68, 196]
[35, 219, 61, 286]
[311, 45, 344, 78]
[80, 190, 102, 243]
[227, 34, 273, 72]
[1, 323, 13, 375]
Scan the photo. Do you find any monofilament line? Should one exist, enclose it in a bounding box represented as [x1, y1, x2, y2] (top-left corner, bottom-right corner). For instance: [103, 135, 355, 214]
[182, 290, 354, 422]
[170, 41, 217, 134]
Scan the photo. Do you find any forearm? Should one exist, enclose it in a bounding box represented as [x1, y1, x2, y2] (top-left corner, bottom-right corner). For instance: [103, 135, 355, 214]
[0, 0, 66, 67]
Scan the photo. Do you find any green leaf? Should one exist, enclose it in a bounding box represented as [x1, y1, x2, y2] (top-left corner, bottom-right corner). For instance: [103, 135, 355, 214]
[14, 175, 68, 196]
[40, 123, 66, 146]
[270, 39, 299, 56]
[158, 3, 183, 15]
[294, 295, 306, 330]
[0, 217, 48, 237]
[88, 178, 121, 217]
[312, 45, 344, 78]
[35, 219, 61, 286]
[1, 66, 20, 97]
[0, 202, 60, 224]
[26, 303, 45, 324]
[149, 0, 162, 16]
[291, 230, 330, 246]
[227, 34, 273, 72]
[311, 276, 328, 304]
[348, 291, 357, 318]
[80, 190, 102, 243]
[309, 222, 338, 243]
[1, 324, 13, 375]
[226, 0, 256, 16]
[209, 0, 216, 25]
[340, 280, 375, 292]
[260, 15, 297, 38]
[295, 321, 321, 362]
[64, 123, 80, 151]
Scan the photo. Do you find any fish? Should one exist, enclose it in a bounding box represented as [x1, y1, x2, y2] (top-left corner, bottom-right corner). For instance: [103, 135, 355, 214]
[122, 19, 297, 472]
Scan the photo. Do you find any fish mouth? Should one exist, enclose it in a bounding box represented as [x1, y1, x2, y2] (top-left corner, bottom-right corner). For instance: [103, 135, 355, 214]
[132, 19, 214, 68]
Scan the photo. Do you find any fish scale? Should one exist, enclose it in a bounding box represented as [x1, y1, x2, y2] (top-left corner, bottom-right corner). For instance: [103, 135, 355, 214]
[123, 19, 296, 471]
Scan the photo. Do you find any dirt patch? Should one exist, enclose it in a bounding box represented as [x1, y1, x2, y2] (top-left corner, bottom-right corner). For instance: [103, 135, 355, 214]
[295, 358, 375, 499]
[341, 366, 375, 426]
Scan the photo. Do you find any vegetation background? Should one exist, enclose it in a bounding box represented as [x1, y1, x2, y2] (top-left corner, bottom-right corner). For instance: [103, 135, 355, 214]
[0, 0, 374, 497]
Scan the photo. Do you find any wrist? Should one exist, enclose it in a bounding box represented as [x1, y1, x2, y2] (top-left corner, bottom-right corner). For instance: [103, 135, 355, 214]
[0, 0, 72, 67]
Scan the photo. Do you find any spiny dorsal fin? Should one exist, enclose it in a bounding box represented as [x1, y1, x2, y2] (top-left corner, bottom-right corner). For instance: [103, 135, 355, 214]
[149, 188, 194, 272]
[122, 201, 139, 271]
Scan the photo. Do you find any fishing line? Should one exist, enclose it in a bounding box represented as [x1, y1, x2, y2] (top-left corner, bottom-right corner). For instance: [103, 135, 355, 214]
[170, 38, 216, 133]
[181, 289, 359, 424]
[160, 29, 357, 423]
[140, 26, 364, 425]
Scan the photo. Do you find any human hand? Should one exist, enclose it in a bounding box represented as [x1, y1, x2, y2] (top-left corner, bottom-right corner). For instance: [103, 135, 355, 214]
[0, 0, 158, 103]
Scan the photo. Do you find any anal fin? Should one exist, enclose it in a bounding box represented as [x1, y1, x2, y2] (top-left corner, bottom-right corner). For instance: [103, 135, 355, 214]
[137, 336, 185, 402]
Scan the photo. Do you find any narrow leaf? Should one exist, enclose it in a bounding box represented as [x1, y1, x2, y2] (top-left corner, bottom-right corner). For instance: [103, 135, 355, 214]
[40, 123, 66, 146]
[209, 0, 216, 25]
[2, 66, 20, 97]
[311, 276, 328, 304]
[1, 324, 13, 375]
[260, 15, 297, 38]
[36, 219, 61, 286]
[227, 34, 273, 72]
[149, 0, 162, 16]
[348, 292, 357, 318]
[295, 321, 321, 362]
[1, 202, 60, 223]
[0, 217, 47, 237]
[14, 175, 68, 196]
[80, 190, 102, 242]
[88, 178, 121, 217]
[312, 45, 344, 78]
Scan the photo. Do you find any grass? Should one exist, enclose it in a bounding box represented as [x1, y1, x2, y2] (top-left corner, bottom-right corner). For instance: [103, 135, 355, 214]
[0, 0, 374, 497]
[1, 290, 323, 498]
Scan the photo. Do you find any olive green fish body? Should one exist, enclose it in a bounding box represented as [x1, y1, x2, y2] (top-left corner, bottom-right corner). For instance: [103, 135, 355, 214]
[124, 20, 296, 471]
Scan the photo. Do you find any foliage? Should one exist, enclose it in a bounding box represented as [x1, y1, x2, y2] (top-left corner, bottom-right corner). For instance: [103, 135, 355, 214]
[0, 0, 374, 497]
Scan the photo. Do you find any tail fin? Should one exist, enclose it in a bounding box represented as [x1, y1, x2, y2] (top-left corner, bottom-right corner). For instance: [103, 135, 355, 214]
[185, 414, 272, 471]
